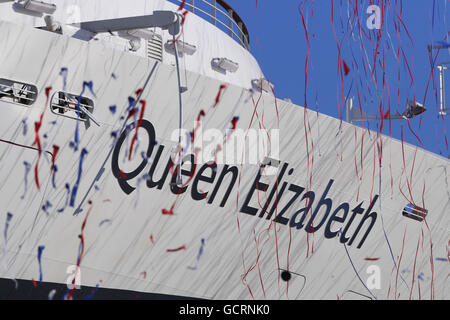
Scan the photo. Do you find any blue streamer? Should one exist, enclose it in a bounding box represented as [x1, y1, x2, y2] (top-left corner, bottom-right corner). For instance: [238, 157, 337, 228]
[73, 81, 96, 151]
[59, 67, 68, 91]
[37, 245, 45, 282]
[42, 201, 52, 216]
[134, 173, 150, 208]
[82, 81, 96, 98]
[109, 105, 117, 114]
[99, 219, 112, 227]
[58, 183, 70, 213]
[187, 238, 206, 271]
[127, 96, 136, 111]
[83, 284, 99, 299]
[21, 118, 28, 136]
[52, 165, 58, 189]
[3, 212, 13, 262]
[21, 161, 31, 199]
[4, 212, 12, 244]
[69, 148, 88, 207]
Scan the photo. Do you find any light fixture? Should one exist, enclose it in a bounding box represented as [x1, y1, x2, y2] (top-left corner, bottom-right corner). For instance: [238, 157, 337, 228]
[116, 31, 142, 52]
[44, 15, 61, 32]
[165, 40, 197, 55]
[402, 100, 426, 119]
[212, 58, 239, 73]
[251, 78, 274, 92]
[347, 97, 426, 123]
[128, 37, 141, 52]
[23, 0, 57, 14]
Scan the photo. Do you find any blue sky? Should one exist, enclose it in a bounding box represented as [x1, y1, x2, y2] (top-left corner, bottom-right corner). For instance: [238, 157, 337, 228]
[226, 0, 450, 158]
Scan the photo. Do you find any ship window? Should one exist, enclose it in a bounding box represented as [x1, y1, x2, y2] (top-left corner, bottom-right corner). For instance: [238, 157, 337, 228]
[402, 203, 428, 222]
[147, 33, 163, 62]
[50, 91, 94, 121]
[0, 78, 37, 106]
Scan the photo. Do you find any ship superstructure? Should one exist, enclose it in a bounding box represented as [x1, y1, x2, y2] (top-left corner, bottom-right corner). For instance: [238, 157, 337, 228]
[0, 0, 448, 300]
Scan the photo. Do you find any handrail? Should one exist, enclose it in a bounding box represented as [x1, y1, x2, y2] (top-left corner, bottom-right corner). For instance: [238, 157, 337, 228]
[167, 0, 250, 50]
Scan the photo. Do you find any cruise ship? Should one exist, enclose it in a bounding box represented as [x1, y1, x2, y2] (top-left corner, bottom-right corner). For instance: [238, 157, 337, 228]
[0, 0, 448, 300]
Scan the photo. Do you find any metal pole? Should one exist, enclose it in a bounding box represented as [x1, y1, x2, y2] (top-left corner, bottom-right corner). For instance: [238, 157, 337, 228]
[346, 97, 351, 123]
[212, 0, 216, 26]
[227, 9, 233, 37]
[190, 0, 194, 13]
[173, 34, 184, 185]
[438, 65, 446, 115]
[237, 21, 244, 47]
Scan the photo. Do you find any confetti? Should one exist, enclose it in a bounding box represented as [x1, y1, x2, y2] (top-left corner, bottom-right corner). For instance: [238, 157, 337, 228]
[42, 200, 52, 216]
[73, 81, 96, 151]
[435, 257, 447, 262]
[166, 245, 186, 253]
[98, 219, 112, 227]
[127, 96, 136, 111]
[37, 245, 45, 282]
[32, 86, 52, 190]
[57, 183, 70, 213]
[66, 200, 93, 300]
[20, 161, 31, 199]
[59, 67, 68, 91]
[21, 118, 28, 136]
[3, 212, 12, 245]
[51, 165, 58, 189]
[129, 100, 146, 160]
[83, 283, 100, 299]
[342, 60, 350, 76]
[69, 148, 88, 208]
[82, 81, 96, 97]
[178, 0, 186, 11]
[134, 173, 150, 208]
[51, 145, 60, 171]
[213, 84, 227, 108]
[48, 289, 56, 300]
[187, 238, 206, 270]
[162, 208, 175, 215]
[2, 212, 13, 268]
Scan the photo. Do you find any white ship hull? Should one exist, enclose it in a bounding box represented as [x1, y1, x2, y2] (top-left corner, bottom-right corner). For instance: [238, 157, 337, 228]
[0, 15, 448, 300]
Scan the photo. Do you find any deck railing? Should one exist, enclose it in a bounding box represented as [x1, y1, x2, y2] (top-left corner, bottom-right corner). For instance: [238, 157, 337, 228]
[167, 0, 250, 50]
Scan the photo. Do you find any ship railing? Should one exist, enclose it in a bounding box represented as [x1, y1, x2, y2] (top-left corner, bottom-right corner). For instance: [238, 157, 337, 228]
[167, 0, 250, 50]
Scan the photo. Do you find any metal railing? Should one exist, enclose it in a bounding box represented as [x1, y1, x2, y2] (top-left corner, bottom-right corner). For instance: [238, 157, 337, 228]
[167, 0, 250, 50]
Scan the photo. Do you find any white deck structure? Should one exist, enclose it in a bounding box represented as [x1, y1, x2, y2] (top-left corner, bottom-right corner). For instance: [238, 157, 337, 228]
[0, 0, 448, 300]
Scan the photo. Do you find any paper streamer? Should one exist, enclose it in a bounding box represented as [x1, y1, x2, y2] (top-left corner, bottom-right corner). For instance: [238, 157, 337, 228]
[69, 148, 88, 207]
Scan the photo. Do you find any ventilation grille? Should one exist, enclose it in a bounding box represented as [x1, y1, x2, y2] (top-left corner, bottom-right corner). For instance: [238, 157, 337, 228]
[147, 34, 163, 62]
